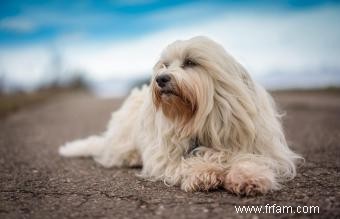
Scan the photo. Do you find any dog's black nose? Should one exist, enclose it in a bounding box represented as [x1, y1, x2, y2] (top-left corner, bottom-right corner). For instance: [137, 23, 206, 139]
[156, 74, 171, 88]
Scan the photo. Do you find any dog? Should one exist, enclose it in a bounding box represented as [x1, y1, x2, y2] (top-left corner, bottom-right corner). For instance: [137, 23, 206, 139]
[59, 36, 301, 196]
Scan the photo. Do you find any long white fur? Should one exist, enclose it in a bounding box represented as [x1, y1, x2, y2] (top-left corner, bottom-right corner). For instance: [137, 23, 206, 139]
[59, 36, 301, 196]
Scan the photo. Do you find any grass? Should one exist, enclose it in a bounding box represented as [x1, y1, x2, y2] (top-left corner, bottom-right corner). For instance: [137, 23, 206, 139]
[0, 86, 87, 118]
[1, 91, 55, 118]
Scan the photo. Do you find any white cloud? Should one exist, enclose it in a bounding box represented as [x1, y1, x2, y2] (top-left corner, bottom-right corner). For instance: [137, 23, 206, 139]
[61, 5, 340, 78]
[0, 45, 51, 90]
[0, 5, 340, 92]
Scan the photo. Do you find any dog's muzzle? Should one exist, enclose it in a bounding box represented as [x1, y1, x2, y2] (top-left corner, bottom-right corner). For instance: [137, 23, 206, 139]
[155, 74, 177, 96]
[156, 74, 171, 88]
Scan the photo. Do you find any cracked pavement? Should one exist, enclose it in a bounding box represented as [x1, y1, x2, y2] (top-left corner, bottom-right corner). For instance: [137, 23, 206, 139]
[0, 91, 339, 218]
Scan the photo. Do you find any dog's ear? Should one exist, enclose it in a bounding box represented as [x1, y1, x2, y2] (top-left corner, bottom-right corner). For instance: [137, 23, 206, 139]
[198, 58, 258, 151]
[200, 84, 257, 152]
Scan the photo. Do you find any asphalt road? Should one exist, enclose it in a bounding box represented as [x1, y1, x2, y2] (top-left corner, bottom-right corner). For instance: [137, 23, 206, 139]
[0, 91, 339, 219]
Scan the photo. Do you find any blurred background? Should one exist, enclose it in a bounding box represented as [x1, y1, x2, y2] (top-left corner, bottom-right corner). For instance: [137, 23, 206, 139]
[0, 0, 339, 106]
[1, 2, 340, 216]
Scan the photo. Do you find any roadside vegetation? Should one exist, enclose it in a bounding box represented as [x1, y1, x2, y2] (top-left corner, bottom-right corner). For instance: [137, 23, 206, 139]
[0, 76, 88, 118]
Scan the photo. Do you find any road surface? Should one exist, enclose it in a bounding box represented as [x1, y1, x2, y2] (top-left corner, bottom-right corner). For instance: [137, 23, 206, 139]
[0, 91, 339, 218]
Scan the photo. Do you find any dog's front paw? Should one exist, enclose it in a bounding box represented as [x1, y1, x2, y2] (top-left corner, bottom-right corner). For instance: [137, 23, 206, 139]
[224, 174, 268, 196]
[181, 164, 224, 192]
[223, 162, 277, 196]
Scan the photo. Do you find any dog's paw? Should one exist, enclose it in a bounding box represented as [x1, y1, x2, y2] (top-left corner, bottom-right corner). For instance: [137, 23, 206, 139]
[223, 174, 269, 196]
[181, 165, 224, 192]
[223, 162, 276, 196]
[121, 149, 143, 167]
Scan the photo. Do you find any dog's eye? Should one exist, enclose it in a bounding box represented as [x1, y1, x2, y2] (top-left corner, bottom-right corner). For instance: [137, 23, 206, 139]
[183, 59, 197, 68]
[163, 63, 169, 68]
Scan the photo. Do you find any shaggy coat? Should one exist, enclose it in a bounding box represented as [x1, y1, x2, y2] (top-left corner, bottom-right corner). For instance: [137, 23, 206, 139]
[59, 36, 301, 196]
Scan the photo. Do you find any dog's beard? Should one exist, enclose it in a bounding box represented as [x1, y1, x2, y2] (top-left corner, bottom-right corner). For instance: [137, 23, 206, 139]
[152, 80, 197, 125]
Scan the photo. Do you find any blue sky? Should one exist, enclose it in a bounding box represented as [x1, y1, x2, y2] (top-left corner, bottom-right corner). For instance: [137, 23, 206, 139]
[1, 0, 338, 45]
[0, 0, 340, 94]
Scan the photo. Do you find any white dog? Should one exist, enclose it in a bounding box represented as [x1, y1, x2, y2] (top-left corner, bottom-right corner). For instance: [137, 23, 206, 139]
[59, 36, 301, 196]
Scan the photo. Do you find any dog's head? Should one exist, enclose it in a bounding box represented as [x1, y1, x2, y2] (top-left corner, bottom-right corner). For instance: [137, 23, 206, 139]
[152, 36, 256, 140]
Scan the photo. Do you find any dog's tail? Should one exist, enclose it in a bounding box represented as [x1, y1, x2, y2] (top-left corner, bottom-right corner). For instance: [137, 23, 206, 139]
[59, 136, 105, 158]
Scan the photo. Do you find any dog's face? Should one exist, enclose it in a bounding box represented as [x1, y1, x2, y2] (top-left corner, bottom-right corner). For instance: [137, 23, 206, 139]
[152, 36, 256, 145]
[152, 36, 229, 127]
